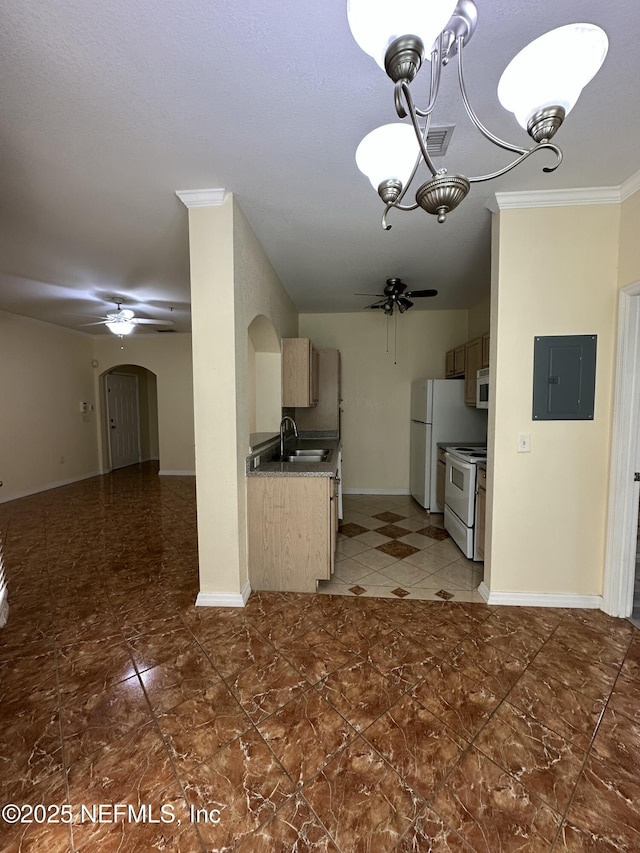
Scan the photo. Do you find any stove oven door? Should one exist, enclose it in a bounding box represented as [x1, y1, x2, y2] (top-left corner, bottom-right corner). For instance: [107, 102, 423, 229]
[444, 453, 476, 526]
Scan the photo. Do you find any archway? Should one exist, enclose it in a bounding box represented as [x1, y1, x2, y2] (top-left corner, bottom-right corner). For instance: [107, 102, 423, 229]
[247, 315, 281, 435]
[100, 364, 159, 471]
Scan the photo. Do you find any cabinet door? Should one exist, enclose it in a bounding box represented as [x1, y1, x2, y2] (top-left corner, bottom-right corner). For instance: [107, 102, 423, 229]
[464, 337, 483, 406]
[247, 476, 330, 591]
[282, 338, 318, 407]
[310, 342, 319, 405]
[445, 349, 455, 377]
[482, 332, 490, 368]
[454, 345, 466, 376]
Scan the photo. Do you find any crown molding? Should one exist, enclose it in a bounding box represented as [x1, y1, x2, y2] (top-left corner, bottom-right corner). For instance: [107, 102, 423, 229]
[620, 168, 640, 202]
[175, 188, 227, 208]
[491, 185, 620, 212]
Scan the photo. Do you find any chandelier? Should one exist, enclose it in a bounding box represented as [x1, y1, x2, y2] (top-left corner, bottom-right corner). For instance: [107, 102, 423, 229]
[348, 0, 608, 227]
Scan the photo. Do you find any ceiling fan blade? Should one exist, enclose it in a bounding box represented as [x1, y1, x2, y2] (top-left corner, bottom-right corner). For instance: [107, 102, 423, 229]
[80, 321, 110, 326]
[354, 293, 385, 297]
[132, 318, 176, 325]
[405, 289, 438, 298]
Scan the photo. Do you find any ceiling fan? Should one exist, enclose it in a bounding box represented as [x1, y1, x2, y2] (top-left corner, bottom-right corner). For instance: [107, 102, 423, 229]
[86, 299, 176, 336]
[356, 278, 438, 315]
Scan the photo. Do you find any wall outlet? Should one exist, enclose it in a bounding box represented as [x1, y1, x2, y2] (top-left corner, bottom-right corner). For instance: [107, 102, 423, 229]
[253, 454, 261, 469]
[517, 433, 531, 453]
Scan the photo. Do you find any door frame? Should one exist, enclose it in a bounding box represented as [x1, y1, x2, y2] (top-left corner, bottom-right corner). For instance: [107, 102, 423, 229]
[603, 281, 640, 616]
[104, 370, 142, 471]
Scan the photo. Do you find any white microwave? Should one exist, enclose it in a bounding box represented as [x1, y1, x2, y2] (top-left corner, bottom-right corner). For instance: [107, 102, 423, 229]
[476, 367, 490, 409]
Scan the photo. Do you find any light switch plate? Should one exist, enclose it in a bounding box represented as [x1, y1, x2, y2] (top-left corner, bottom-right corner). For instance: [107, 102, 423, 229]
[518, 433, 531, 453]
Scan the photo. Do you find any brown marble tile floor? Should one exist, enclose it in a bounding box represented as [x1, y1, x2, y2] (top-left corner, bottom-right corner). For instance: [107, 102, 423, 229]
[0, 462, 639, 851]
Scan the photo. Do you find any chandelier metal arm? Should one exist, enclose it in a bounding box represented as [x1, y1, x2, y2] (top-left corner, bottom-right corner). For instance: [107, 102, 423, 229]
[467, 141, 563, 184]
[381, 198, 420, 231]
[400, 82, 438, 178]
[456, 36, 528, 157]
[413, 36, 443, 119]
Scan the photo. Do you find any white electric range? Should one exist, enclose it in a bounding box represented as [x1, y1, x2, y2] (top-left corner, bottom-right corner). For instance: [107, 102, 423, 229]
[444, 445, 487, 560]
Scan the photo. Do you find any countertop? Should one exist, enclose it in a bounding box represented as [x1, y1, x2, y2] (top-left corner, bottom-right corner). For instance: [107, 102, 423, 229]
[247, 436, 341, 478]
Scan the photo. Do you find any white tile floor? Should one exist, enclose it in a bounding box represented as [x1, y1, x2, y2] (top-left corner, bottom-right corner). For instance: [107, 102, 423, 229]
[318, 493, 485, 602]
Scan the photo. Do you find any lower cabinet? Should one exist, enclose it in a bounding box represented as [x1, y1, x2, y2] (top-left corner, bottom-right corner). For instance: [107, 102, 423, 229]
[247, 475, 337, 592]
[476, 465, 486, 559]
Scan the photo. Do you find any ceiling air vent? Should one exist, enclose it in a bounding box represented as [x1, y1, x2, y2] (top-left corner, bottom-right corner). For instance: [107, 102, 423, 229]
[427, 125, 454, 157]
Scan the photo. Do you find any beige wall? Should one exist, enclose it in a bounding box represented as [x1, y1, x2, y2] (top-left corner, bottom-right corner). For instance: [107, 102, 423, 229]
[187, 194, 297, 600]
[468, 295, 491, 340]
[0, 311, 99, 502]
[619, 189, 640, 288]
[299, 310, 470, 492]
[489, 204, 620, 597]
[93, 334, 194, 473]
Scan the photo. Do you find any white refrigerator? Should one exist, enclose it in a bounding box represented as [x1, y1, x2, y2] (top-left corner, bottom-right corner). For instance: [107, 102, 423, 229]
[410, 379, 487, 510]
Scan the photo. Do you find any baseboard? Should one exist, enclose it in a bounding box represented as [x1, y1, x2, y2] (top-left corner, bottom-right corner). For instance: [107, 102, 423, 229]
[0, 470, 102, 504]
[342, 488, 411, 495]
[478, 582, 603, 610]
[196, 579, 251, 608]
[158, 470, 196, 476]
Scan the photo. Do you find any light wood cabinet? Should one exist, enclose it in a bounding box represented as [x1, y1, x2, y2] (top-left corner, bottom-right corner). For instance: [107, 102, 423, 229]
[247, 474, 338, 592]
[476, 465, 486, 559]
[294, 349, 341, 433]
[445, 345, 466, 377]
[464, 337, 483, 406]
[282, 338, 319, 407]
[482, 332, 490, 368]
[436, 447, 446, 512]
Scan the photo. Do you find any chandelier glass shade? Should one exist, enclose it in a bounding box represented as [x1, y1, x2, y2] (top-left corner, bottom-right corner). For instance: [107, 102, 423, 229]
[347, 0, 457, 70]
[349, 0, 608, 227]
[498, 24, 609, 130]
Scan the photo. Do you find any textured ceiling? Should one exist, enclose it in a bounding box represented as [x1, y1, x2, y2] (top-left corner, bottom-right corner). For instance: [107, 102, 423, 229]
[0, 0, 637, 334]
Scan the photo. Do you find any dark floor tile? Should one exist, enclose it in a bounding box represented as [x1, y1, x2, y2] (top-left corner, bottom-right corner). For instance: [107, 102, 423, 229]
[506, 665, 605, 752]
[180, 728, 295, 850]
[257, 688, 356, 786]
[304, 736, 421, 853]
[317, 659, 403, 732]
[412, 662, 500, 741]
[566, 754, 640, 851]
[532, 639, 619, 702]
[156, 681, 253, 765]
[473, 701, 586, 814]
[363, 694, 467, 802]
[235, 794, 340, 852]
[432, 747, 561, 852]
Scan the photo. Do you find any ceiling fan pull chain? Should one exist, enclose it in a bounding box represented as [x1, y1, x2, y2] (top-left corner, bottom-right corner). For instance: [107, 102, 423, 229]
[394, 311, 397, 365]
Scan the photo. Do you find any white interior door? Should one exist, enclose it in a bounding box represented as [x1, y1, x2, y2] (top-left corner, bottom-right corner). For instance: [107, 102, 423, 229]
[107, 372, 141, 470]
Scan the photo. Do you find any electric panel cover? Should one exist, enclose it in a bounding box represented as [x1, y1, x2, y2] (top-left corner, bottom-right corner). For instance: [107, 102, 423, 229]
[532, 335, 596, 421]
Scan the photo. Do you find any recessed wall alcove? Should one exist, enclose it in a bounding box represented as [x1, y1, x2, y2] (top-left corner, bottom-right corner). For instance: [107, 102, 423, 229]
[247, 315, 281, 434]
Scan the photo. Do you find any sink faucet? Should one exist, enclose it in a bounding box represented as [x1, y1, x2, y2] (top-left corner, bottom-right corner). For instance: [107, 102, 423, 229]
[279, 416, 298, 459]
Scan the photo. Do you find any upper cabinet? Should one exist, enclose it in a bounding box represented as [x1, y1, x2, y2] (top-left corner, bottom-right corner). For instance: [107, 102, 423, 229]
[445, 331, 490, 406]
[482, 332, 490, 368]
[282, 338, 319, 407]
[464, 337, 483, 406]
[294, 349, 342, 434]
[445, 345, 466, 378]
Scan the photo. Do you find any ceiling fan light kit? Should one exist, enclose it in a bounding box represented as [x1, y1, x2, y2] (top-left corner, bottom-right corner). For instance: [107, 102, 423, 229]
[348, 0, 608, 227]
[357, 277, 437, 315]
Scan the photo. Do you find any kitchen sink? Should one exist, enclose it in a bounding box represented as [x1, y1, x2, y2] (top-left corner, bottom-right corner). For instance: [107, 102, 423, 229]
[288, 448, 330, 457]
[284, 449, 330, 462]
